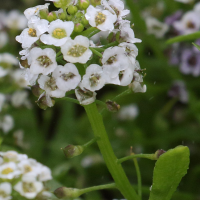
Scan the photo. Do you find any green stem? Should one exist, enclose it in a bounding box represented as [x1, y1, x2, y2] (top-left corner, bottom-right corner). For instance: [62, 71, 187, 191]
[89, 47, 103, 58]
[79, 183, 117, 195]
[56, 51, 62, 57]
[132, 154, 142, 199]
[103, 41, 119, 49]
[83, 137, 99, 149]
[118, 154, 157, 164]
[92, 47, 105, 52]
[95, 100, 107, 108]
[161, 97, 178, 115]
[84, 103, 140, 200]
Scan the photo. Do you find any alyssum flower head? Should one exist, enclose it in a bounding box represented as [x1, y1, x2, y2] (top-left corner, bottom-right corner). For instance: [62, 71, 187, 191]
[16, 0, 146, 109]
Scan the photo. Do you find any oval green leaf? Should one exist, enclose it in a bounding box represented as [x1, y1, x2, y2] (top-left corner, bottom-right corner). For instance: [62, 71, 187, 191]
[149, 145, 190, 200]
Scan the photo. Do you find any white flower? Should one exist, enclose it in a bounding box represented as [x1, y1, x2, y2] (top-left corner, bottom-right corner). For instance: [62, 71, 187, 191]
[52, 64, 81, 91]
[5, 10, 27, 30]
[41, 19, 74, 47]
[173, 11, 200, 35]
[102, 46, 130, 83]
[19, 49, 30, 61]
[0, 31, 8, 48]
[75, 87, 96, 105]
[194, 2, 200, 12]
[119, 20, 142, 43]
[145, 17, 169, 38]
[102, 0, 130, 19]
[118, 104, 139, 120]
[28, 47, 57, 75]
[16, 16, 49, 48]
[0, 93, 6, 111]
[61, 35, 92, 63]
[129, 81, 147, 93]
[85, 5, 117, 31]
[80, 64, 107, 91]
[0, 182, 12, 200]
[2, 151, 28, 163]
[0, 162, 21, 179]
[0, 115, 14, 134]
[38, 75, 66, 98]
[38, 166, 52, 181]
[24, 3, 50, 20]
[24, 68, 38, 86]
[118, 66, 134, 86]
[14, 174, 43, 199]
[119, 42, 138, 64]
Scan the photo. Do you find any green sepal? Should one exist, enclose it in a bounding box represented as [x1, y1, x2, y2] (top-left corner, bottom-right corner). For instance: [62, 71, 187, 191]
[149, 145, 190, 200]
[193, 42, 200, 51]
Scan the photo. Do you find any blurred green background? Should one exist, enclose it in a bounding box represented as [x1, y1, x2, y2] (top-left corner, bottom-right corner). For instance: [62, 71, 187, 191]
[1, 0, 200, 199]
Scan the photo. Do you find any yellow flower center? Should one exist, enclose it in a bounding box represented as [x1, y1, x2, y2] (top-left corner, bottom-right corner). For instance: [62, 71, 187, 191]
[52, 28, 67, 39]
[61, 72, 75, 81]
[0, 190, 7, 198]
[95, 12, 106, 26]
[28, 28, 37, 37]
[89, 74, 100, 87]
[2, 167, 14, 175]
[67, 44, 87, 57]
[23, 182, 36, 193]
[37, 55, 53, 68]
[24, 165, 32, 173]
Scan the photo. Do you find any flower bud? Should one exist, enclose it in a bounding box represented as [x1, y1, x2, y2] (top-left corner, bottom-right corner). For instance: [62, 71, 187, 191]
[47, 12, 57, 22]
[68, 5, 78, 15]
[31, 84, 44, 97]
[106, 100, 120, 112]
[75, 88, 96, 105]
[62, 145, 84, 158]
[90, 0, 101, 6]
[53, 0, 72, 9]
[155, 149, 166, 159]
[20, 59, 30, 68]
[81, 16, 89, 26]
[74, 23, 84, 33]
[58, 12, 67, 20]
[54, 187, 81, 199]
[37, 96, 55, 110]
[78, 0, 90, 10]
[75, 11, 84, 18]
[39, 9, 49, 20]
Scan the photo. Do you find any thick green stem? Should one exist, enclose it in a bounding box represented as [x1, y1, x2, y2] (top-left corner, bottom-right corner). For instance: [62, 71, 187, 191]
[89, 47, 103, 58]
[84, 103, 140, 200]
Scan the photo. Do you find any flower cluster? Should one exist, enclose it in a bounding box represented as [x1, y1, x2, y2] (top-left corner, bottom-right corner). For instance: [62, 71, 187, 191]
[0, 53, 31, 135]
[16, 0, 146, 109]
[0, 150, 52, 199]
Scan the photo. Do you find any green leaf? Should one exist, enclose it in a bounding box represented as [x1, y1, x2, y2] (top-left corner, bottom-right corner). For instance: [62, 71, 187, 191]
[166, 31, 200, 44]
[149, 146, 190, 200]
[192, 43, 200, 51]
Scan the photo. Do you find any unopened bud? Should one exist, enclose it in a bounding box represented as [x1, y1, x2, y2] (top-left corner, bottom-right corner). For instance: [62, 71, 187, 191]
[74, 23, 84, 32]
[39, 9, 49, 20]
[47, 12, 57, 22]
[81, 16, 89, 26]
[155, 149, 166, 159]
[68, 5, 78, 15]
[37, 96, 55, 110]
[20, 59, 30, 69]
[106, 100, 120, 112]
[90, 0, 101, 6]
[53, 0, 72, 9]
[63, 145, 84, 158]
[75, 11, 84, 18]
[58, 12, 67, 20]
[31, 84, 44, 97]
[54, 187, 81, 199]
[78, 0, 90, 10]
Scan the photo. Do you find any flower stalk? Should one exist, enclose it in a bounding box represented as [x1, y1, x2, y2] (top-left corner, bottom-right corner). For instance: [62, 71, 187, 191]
[84, 102, 140, 200]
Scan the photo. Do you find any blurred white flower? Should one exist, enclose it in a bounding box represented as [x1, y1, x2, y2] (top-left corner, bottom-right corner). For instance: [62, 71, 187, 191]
[11, 91, 31, 108]
[0, 162, 21, 179]
[0, 32, 8, 48]
[4, 10, 27, 30]
[118, 104, 139, 120]
[0, 182, 12, 200]
[0, 93, 6, 111]
[0, 115, 14, 134]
